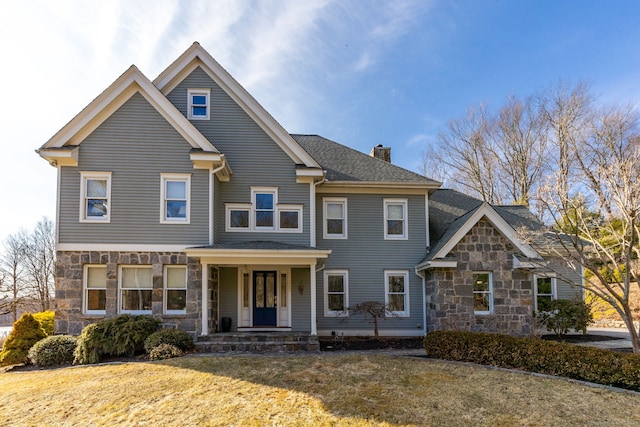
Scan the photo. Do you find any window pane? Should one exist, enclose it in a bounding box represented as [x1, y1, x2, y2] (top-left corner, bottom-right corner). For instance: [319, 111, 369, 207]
[280, 274, 287, 308]
[387, 204, 404, 220]
[255, 193, 273, 210]
[328, 275, 344, 293]
[256, 211, 273, 227]
[166, 267, 186, 289]
[255, 275, 264, 308]
[389, 276, 405, 293]
[387, 220, 403, 235]
[537, 277, 552, 294]
[122, 268, 153, 289]
[327, 219, 343, 235]
[389, 294, 405, 311]
[266, 273, 275, 308]
[87, 199, 108, 217]
[328, 294, 344, 311]
[474, 293, 490, 312]
[87, 267, 107, 288]
[192, 95, 207, 105]
[192, 106, 207, 116]
[537, 296, 553, 311]
[230, 210, 249, 228]
[327, 203, 343, 219]
[243, 273, 249, 308]
[167, 290, 186, 311]
[473, 274, 489, 292]
[122, 290, 152, 311]
[87, 289, 106, 311]
[166, 200, 187, 218]
[166, 181, 186, 199]
[279, 211, 299, 229]
[87, 179, 107, 197]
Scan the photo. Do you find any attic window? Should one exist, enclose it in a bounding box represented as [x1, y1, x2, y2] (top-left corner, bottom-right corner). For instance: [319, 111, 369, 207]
[187, 89, 210, 120]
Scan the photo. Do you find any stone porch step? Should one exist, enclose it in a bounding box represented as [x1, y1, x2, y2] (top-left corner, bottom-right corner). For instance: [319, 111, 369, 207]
[195, 332, 320, 353]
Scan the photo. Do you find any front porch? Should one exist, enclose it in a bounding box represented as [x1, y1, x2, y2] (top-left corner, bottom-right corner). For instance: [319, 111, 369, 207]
[195, 332, 320, 353]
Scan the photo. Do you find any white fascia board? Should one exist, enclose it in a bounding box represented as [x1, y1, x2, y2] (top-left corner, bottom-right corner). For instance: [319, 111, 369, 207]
[415, 259, 459, 271]
[39, 66, 219, 154]
[37, 146, 79, 167]
[153, 43, 321, 169]
[432, 203, 542, 260]
[317, 181, 439, 194]
[185, 248, 331, 265]
[56, 243, 188, 252]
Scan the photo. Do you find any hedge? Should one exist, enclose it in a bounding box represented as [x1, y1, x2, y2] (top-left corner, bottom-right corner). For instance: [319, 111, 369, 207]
[144, 328, 195, 353]
[424, 330, 640, 392]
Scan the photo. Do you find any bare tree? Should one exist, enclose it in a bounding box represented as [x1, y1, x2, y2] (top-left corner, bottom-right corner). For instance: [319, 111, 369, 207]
[21, 218, 56, 311]
[0, 232, 28, 321]
[537, 103, 640, 352]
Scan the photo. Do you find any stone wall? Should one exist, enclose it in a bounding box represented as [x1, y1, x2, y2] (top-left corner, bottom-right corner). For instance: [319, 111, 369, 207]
[55, 251, 202, 335]
[425, 218, 534, 335]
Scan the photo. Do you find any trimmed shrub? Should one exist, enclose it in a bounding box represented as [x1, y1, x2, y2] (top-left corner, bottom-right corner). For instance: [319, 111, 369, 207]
[0, 313, 48, 366]
[28, 335, 77, 367]
[33, 310, 55, 336]
[537, 299, 593, 335]
[144, 328, 195, 353]
[149, 343, 184, 361]
[424, 330, 640, 391]
[74, 315, 161, 364]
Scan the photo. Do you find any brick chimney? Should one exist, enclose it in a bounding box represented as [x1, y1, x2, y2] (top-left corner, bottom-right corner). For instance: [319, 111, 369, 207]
[370, 144, 391, 163]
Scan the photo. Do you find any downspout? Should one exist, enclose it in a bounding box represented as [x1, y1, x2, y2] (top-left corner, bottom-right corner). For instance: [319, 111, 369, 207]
[415, 266, 427, 336]
[209, 161, 227, 246]
[310, 173, 326, 248]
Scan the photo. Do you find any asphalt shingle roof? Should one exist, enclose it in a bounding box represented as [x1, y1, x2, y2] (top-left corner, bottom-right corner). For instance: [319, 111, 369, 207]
[292, 134, 440, 185]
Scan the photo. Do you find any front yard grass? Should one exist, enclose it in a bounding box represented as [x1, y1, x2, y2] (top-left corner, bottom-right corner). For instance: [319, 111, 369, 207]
[1, 354, 640, 426]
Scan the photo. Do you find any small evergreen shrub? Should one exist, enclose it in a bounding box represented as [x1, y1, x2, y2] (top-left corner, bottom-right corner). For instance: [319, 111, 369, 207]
[424, 330, 640, 391]
[74, 315, 161, 364]
[28, 335, 77, 367]
[0, 313, 47, 366]
[537, 299, 593, 335]
[144, 328, 195, 353]
[33, 310, 55, 336]
[149, 343, 184, 360]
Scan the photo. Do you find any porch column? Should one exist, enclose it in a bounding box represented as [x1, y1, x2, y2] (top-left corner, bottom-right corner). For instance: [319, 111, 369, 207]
[310, 261, 317, 335]
[201, 263, 208, 336]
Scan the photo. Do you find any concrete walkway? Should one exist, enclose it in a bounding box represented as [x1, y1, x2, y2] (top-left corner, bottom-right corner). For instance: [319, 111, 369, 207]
[577, 327, 634, 351]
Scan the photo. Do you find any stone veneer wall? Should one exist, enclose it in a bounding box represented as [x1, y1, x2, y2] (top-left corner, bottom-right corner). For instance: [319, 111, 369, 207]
[55, 251, 202, 336]
[425, 219, 533, 335]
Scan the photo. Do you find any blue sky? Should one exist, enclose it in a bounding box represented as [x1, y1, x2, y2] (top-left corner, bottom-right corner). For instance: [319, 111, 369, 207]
[1, 0, 640, 241]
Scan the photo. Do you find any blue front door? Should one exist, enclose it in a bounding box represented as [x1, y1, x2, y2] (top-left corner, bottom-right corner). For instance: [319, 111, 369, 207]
[253, 271, 277, 326]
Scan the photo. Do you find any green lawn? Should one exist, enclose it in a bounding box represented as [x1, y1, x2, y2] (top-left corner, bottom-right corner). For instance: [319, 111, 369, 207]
[1, 354, 639, 426]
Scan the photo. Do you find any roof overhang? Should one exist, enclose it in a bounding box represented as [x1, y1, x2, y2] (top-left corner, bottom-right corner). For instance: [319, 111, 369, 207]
[416, 259, 459, 270]
[184, 246, 332, 266]
[317, 181, 437, 194]
[512, 255, 548, 269]
[37, 146, 79, 167]
[295, 167, 325, 183]
[190, 151, 232, 181]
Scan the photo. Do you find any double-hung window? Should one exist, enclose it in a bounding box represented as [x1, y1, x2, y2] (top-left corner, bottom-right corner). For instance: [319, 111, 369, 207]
[534, 275, 556, 312]
[385, 270, 410, 317]
[323, 198, 347, 239]
[119, 266, 153, 314]
[225, 187, 302, 232]
[84, 265, 107, 315]
[254, 189, 275, 229]
[187, 88, 210, 120]
[473, 272, 493, 315]
[160, 174, 190, 223]
[164, 266, 187, 314]
[324, 270, 348, 317]
[384, 199, 408, 239]
[80, 172, 111, 222]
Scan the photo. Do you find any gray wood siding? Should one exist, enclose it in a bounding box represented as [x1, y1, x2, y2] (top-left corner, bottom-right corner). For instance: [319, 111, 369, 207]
[547, 257, 584, 300]
[291, 268, 311, 332]
[166, 67, 311, 245]
[315, 193, 427, 333]
[58, 93, 210, 244]
[218, 267, 239, 331]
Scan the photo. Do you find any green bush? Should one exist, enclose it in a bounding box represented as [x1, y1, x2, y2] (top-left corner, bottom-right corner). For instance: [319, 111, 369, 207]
[28, 335, 77, 367]
[537, 299, 593, 335]
[74, 315, 161, 364]
[144, 328, 195, 353]
[33, 310, 55, 336]
[424, 330, 640, 391]
[149, 343, 184, 360]
[0, 313, 48, 366]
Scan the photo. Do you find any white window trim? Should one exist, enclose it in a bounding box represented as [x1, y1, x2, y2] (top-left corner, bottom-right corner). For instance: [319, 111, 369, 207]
[473, 271, 493, 315]
[118, 265, 153, 315]
[534, 273, 557, 312]
[324, 270, 349, 317]
[385, 270, 410, 317]
[79, 171, 112, 223]
[83, 265, 107, 315]
[187, 88, 210, 120]
[225, 187, 303, 233]
[323, 197, 348, 239]
[164, 265, 187, 315]
[160, 173, 191, 224]
[384, 199, 408, 240]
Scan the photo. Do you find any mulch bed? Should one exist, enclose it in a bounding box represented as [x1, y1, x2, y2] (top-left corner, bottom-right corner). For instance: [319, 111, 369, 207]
[320, 336, 423, 351]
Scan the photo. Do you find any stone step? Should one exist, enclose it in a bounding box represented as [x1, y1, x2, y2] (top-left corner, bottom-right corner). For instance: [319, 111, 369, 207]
[195, 332, 319, 353]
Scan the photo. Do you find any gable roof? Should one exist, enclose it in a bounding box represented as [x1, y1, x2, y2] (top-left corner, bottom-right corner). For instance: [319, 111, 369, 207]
[153, 42, 321, 170]
[292, 134, 440, 187]
[38, 65, 219, 156]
